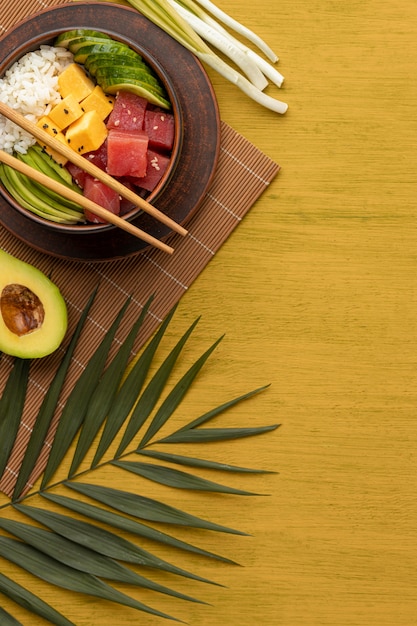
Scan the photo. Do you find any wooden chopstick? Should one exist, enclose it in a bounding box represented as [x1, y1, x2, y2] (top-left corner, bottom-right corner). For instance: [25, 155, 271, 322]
[0, 100, 188, 237]
[0, 149, 175, 254]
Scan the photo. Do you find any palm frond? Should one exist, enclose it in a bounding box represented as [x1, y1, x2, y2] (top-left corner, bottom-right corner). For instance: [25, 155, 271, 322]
[0, 286, 279, 624]
[0, 572, 74, 626]
[40, 296, 133, 489]
[0, 606, 23, 626]
[12, 286, 98, 500]
[15, 503, 218, 586]
[136, 448, 277, 473]
[0, 357, 30, 477]
[112, 459, 262, 495]
[68, 295, 153, 477]
[91, 302, 178, 468]
[0, 536, 181, 622]
[158, 423, 280, 444]
[42, 492, 238, 565]
[65, 481, 250, 535]
[114, 315, 202, 457]
[0, 517, 205, 605]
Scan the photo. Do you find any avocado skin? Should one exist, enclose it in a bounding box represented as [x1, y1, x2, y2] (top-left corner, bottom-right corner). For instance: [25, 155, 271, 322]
[0, 250, 68, 359]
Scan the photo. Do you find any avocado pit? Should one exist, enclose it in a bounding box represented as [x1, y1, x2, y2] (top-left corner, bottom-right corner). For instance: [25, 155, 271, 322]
[0, 283, 45, 337]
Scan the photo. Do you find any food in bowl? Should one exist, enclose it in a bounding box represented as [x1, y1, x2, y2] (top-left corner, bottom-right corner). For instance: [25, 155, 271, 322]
[0, 29, 176, 226]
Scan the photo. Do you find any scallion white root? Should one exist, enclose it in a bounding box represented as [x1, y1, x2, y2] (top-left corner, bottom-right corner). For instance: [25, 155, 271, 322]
[168, 0, 269, 90]
[192, 0, 278, 62]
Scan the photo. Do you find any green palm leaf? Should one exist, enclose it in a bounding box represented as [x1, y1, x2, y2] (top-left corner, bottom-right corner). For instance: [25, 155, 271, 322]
[0, 357, 30, 477]
[112, 459, 262, 495]
[137, 334, 224, 448]
[0, 287, 278, 624]
[68, 295, 153, 477]
[0, 536, 180, 622]
[0, 517, 205, 605]
[66, 481, 250, 535]
[40, 296, 132, 489]
[12, 286, 98, 500]
[42, 492, 238, 565]
[91, 302, 178, 468]
[158, 423, 280, 444]
[14, 503, 218, 586]
[114, 315, 201, 457]
[156, 384, 271, 439]
[0, 573, 74, 626]
[136, 448, 276, 473]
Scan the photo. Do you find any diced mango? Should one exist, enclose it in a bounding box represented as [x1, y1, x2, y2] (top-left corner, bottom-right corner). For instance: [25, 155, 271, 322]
[36, 116, 68, 165]
[49, 94, 84, 129]
[58, 63, 95, 102]
[65, 110, 108, 154]
[80, 85, 115, 120]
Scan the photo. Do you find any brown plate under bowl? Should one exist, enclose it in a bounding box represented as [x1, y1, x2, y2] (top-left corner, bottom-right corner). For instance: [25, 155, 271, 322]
[0, 2, 220, 262]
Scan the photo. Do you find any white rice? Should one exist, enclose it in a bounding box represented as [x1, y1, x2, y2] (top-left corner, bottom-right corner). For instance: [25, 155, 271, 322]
[0, 45, 73, 154]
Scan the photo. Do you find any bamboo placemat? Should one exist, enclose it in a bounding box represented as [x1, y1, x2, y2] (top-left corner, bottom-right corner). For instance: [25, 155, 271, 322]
[0, 2, 280, 498]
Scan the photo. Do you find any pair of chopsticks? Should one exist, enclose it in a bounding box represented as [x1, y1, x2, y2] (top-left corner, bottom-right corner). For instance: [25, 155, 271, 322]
[0, 101, 187, 254]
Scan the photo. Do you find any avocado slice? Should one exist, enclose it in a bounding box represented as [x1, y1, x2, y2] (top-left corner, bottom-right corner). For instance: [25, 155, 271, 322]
[103, 78, 171, 110]
[0, 250, 68, 358]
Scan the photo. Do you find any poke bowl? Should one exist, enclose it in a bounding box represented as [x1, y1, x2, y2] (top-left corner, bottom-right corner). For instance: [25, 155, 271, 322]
[0, 2, 220, 261]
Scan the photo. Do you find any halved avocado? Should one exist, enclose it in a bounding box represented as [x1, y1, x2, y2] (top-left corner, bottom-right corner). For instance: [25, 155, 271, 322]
[0, 250, 67, 359]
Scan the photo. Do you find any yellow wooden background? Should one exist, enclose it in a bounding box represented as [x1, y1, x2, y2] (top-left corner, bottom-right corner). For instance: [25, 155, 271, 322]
[2, 0, 417, 624]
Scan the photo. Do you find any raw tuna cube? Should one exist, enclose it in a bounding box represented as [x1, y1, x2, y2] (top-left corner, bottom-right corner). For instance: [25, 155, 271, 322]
[136, 150, 171, 192]
[106, 128, 149, 178]
[83, 139, 108, 171]
[83, 174, 120, 223]
[66, 162, 87, 189]
[106, 91, 148, 131]
[144, 109, 175, 152]
[117, 178, 138, 215]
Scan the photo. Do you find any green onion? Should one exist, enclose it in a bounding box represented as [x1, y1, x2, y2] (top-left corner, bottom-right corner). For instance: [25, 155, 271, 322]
[98, 0, 288, 113]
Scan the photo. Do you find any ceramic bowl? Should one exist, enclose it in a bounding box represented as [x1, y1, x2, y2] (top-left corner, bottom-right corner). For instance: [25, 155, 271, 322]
[0, 2, 220, 261]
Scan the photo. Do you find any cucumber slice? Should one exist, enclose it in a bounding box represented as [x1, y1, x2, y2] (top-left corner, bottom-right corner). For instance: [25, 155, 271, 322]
[74, 43, 137, 64]
[55, 29, 111, 49]
[68, 36, 121, 54]
[95, 66, 164, 92]
[85, 54, 147, 76]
